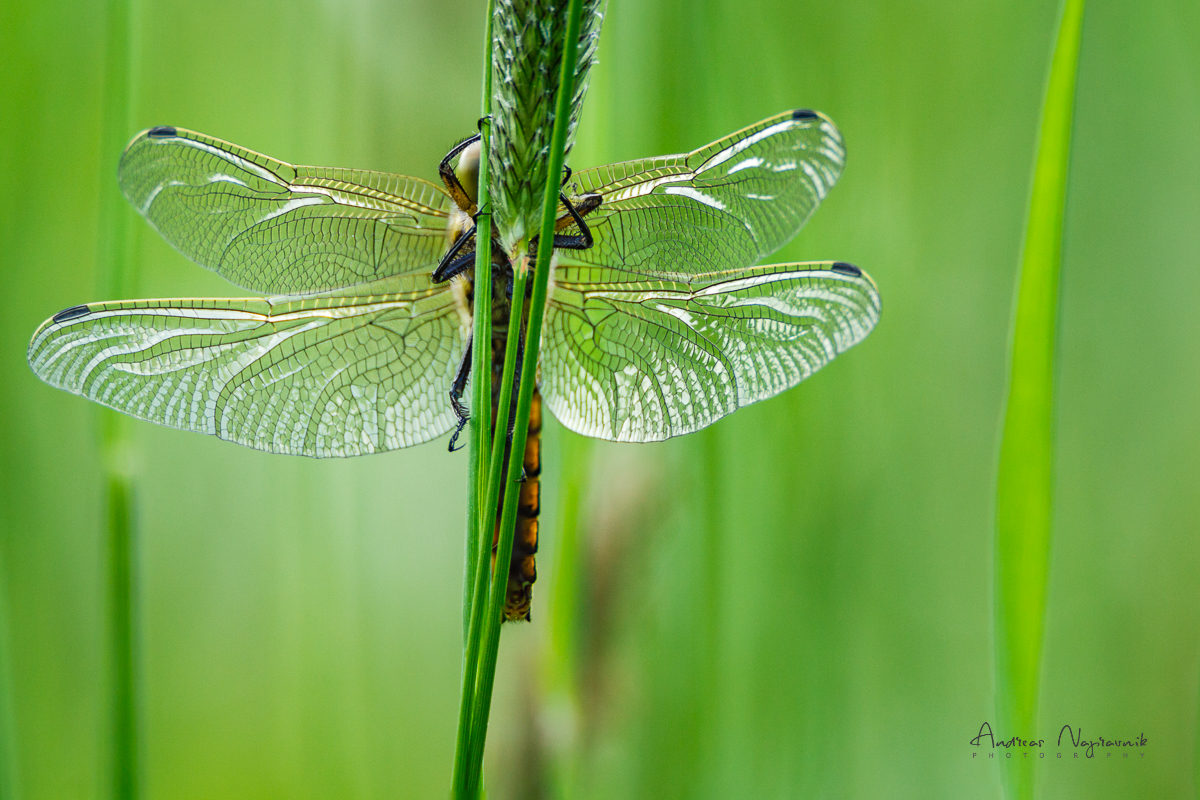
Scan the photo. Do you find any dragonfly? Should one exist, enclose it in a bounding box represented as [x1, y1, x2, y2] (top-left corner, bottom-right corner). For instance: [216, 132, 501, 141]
[28, 109, 881, 620]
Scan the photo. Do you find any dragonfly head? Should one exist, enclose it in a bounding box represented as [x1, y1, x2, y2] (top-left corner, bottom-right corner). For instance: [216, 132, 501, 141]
[454, 140, 481, 206]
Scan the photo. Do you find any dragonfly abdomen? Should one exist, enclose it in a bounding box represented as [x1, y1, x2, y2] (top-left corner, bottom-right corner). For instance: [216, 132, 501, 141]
[487, 392, 540, 623]
[503, 390, 540, 622]
[482, 285, 539, 623]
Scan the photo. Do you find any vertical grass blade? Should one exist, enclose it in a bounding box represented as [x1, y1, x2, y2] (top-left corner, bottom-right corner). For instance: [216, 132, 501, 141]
[993, 1, 1086, 797]
[464, 0, 497, 649]
[545, 433, 590, 697]
[104, 477, 136, 800]
[454, 0, 498, 794]
[0, 559, 18, 800]
[453, 264, 525, 800]
[95, 0, 139, 795]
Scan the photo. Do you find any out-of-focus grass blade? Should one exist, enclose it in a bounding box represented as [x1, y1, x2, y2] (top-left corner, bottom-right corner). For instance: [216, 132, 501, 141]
[95, 0, 140, 796]
[994, 1, 1086, 798]
[0, 562, 17, 800]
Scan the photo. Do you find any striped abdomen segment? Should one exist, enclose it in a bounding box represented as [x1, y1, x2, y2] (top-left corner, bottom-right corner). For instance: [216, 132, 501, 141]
[500, 389, 539, 621]
[492, 389, 540, 621]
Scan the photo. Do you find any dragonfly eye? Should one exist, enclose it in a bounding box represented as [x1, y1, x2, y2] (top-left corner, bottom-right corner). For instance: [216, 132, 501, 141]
[454, 141, 482, 203]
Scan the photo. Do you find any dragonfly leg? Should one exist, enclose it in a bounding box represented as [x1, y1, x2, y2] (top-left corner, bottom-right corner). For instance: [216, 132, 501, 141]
[552, 191, 602, 250]
[433, 224, 477, 283]
[447, 339, 473, 453]
[437, 250, 479, 284]
[439, 133, 481, 213]
[525, 192, 603, 262]
[448, 417, 470, 453]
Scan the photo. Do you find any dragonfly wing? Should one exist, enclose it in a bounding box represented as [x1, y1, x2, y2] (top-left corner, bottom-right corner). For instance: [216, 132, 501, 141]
[540, 262, 879, 442]
[120, 127, 453, 295]
[567, 110, 844, 279]
[29, 286, 464, 457]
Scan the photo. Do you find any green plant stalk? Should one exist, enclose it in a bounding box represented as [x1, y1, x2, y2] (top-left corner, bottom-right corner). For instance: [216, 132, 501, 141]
[464, 0, 497, 648]
[104, 476, 136, 800]
[994, 1, 1085, 798]
[546, 433, 590, 691]
[541, 433, 587, 798]
[453, 208, 528, 800]
[0, 557, 20, 800]
[451, 265, 526, 800]
[452, 190, 531, 795]
[96, 0, 139, 795]
[458, 0, 587, 795]
[1195, 682, 1200, 800]
[466, 259, 525, 708]
[453, 0, 498, 794]
[478, 271, 527, 628]
[694, 425, 723, 792]
[481, 270, 528, 604]
[452, 266, 525, 798]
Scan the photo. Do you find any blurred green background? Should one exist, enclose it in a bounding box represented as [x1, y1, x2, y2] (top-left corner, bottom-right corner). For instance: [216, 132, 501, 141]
[2, 0, 1198, 798]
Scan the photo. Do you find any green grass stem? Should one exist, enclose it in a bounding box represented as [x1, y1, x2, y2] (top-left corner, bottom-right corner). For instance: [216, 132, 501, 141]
[546, 433, 590, 692]
[453, 0, 498, 794]
[452, 175, 528, 798]
[993, 1, 1086, 797]
[464, 0, 497, 649]
[452, 262, 526, 799]
[96, 0, 139, 795]
[104, 476, 137, 800]
[0, 562, 18, 800]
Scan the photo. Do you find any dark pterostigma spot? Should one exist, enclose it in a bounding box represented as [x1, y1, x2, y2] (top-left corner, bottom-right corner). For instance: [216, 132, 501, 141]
[831, 262, 862, 277]
[792, 109, 819, 120]
[52, 304, 91, 323]
[147, 126, 177, 139]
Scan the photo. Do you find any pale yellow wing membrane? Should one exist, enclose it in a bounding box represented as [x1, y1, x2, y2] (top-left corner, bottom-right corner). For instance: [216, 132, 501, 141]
[565, 110, 845, 280]
[28, 284, 465, 457]
[119, 127, 453, 295]
[541, 261, 879, 442]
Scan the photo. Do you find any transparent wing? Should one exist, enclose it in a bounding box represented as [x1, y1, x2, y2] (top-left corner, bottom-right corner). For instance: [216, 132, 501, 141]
[566, 110, 845, 279]
[119, 126, 454, 295]
[540, 261, 879, 442]
[29, 283, 465, 457]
